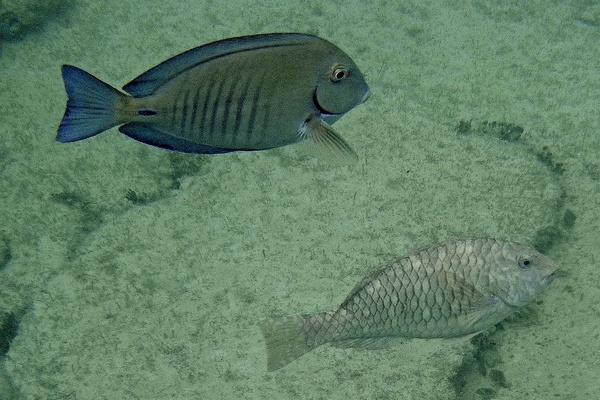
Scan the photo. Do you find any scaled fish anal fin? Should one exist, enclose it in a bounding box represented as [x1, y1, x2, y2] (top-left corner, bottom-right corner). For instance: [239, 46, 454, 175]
[299, 116, 358, 164]
[331, 336, 405, 350]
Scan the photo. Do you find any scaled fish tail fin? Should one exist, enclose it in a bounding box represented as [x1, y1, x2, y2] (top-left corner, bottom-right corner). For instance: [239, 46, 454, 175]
[259, 313, 327, 372]
[57, 65, 125, 143]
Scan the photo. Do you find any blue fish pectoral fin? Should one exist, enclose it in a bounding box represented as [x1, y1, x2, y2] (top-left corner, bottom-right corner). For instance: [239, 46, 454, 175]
[298, 116, 358, 164]
[57, 65, 124, 143]
[118, 123, 232, 154]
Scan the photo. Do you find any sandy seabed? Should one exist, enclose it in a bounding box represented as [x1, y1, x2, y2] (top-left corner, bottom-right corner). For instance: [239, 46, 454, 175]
[0, 1, 598, 399]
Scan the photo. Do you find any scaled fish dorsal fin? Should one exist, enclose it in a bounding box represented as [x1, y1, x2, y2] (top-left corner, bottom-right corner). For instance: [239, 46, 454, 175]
[122, 33, 318, 97]
[339, 266, 390, 307]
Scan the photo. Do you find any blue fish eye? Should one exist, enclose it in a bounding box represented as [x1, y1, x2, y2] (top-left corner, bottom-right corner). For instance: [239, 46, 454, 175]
[330, 66, 348, 82]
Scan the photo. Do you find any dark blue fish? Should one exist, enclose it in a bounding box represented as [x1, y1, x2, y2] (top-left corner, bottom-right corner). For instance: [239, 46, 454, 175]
[57, 33, 370, 162]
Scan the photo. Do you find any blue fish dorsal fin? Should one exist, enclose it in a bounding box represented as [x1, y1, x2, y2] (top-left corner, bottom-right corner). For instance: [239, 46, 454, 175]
[122, 33, 318, 97]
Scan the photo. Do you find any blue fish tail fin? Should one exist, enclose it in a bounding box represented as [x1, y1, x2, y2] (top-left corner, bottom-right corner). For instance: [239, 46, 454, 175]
[57, 65, 125, 142]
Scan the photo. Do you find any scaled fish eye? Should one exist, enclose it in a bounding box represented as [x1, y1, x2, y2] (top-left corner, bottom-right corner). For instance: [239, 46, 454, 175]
[518, 255, 532, 269]
[330, 66, 348, 82]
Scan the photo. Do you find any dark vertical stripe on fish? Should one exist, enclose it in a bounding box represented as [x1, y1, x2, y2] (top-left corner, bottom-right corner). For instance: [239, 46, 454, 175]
[186, 83, 200, 137]
[169, 89, 179, 132]
[221, 74, 239, 138]
[260, 86, 272, 145]
[198, 73, 216, 139]
[172, 80, 187, 134]
[189, 81, 205, 138]
[202, 74, 220, 142]
[208, 75, 227, 143]
[233, 76, 251, 140]
[246, 76, 263, 145]
[180, 85, 191, 137]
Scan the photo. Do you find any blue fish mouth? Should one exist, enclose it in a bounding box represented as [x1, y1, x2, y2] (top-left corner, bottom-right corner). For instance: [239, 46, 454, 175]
[312, 87, 370, 117]
[361, 89, 371, 103]
[312, 89, 339, 116]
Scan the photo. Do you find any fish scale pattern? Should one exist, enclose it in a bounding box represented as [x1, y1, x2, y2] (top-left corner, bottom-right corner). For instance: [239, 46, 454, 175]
[261, 238, 556, 371]
[344, 255, 470, 338]
[305, 239, 535, 346]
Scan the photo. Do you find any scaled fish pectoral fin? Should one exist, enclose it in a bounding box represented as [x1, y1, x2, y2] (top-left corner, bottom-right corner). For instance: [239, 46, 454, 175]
[445, 331, 482, 343]
[298, 116, 358, 164]
[441, 271, 495, 329]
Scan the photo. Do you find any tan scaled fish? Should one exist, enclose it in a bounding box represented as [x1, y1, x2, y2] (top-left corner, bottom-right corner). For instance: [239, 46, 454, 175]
[260, 238, 557, 371]
[57, 33, 370, 162]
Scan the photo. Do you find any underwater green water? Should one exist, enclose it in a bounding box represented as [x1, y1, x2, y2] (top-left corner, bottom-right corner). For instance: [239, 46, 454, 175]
[0, 1, 598, 399]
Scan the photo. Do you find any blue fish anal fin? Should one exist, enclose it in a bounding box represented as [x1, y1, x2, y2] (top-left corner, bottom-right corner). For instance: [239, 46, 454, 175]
[57, 65, 123, 143]
[118, 123, 232, 154]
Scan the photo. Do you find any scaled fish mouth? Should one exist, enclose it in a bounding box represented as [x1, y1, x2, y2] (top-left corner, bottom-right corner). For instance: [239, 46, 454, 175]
[545, 269, 559, 283]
